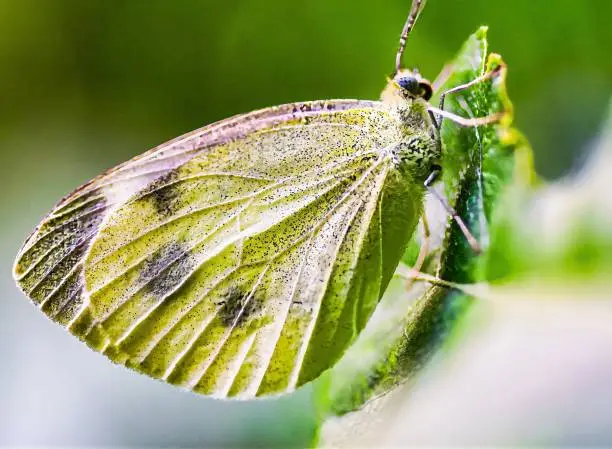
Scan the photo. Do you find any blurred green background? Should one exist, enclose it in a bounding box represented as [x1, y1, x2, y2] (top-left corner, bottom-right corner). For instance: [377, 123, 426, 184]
[1, 0, 610, 446]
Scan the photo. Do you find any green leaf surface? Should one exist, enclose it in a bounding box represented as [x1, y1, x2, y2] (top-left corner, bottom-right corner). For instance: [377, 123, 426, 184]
[436, 26, 535, 284]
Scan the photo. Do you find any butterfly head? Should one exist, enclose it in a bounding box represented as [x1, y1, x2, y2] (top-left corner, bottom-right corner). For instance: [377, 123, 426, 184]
[395, 68, 433, 100]
[381, 68, 433, 105]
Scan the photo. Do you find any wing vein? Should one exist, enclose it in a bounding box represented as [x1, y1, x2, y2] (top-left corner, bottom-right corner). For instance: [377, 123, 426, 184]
[26, 230, 96, 296]
[17, 207, 106, 277]
[287, 158, 390, 388]
[219, 331, 259, 398]
[38, 261, 83, 309]
[188, 264, 271, 390]
[250, 232, 316, 396]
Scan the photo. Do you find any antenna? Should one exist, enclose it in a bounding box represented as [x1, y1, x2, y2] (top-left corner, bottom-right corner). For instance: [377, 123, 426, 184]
[395, 0, 428, 75]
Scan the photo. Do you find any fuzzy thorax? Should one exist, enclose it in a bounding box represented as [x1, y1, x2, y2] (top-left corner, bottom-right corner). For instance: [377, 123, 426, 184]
[382, 70, 440, 181]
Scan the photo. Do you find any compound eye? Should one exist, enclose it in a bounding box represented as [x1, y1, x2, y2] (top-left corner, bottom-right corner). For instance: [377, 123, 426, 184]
[398, 76, 420, 95]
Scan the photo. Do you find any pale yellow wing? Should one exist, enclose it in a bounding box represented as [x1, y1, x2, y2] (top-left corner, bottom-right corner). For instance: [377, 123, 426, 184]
[14, 100, 424, 398]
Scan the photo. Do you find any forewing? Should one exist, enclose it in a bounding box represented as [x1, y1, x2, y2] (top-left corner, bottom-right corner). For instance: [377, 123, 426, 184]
[14, 99, 420, 398]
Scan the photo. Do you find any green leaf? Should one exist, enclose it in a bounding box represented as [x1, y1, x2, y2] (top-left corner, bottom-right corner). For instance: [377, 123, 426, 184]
[436, 26, 535, 284]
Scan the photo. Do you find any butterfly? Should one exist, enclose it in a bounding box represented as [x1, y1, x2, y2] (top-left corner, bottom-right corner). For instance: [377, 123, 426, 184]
[13, 0, 502, 399]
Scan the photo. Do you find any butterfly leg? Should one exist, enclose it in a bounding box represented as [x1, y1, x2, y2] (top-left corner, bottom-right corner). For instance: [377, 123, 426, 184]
[431, 63, 506, 130]
[397, 268, 464, 291]
[401, 213, 432, 292]
[424, 167, 481, 254]
[411, 212, 431, 275]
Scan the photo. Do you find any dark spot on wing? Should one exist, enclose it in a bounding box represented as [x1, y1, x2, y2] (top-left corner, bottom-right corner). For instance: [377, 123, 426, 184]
[17, 192, 107, 283]
[140, 242, 196, 300]
[40, 263, 84, 318]
[292, 103, 313, 114]
[142, 169, 181, 216]
[15, 191, 112, 327]
[290, 101, 338, 115]
[217, 287, 263, 327]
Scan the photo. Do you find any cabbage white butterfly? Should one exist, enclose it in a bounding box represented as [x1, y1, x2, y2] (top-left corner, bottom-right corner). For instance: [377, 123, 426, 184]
[13, 0, 502, 398]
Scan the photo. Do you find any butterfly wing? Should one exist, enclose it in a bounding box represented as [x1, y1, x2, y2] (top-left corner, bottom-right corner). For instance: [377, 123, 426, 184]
[14, 99, 424, 398]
